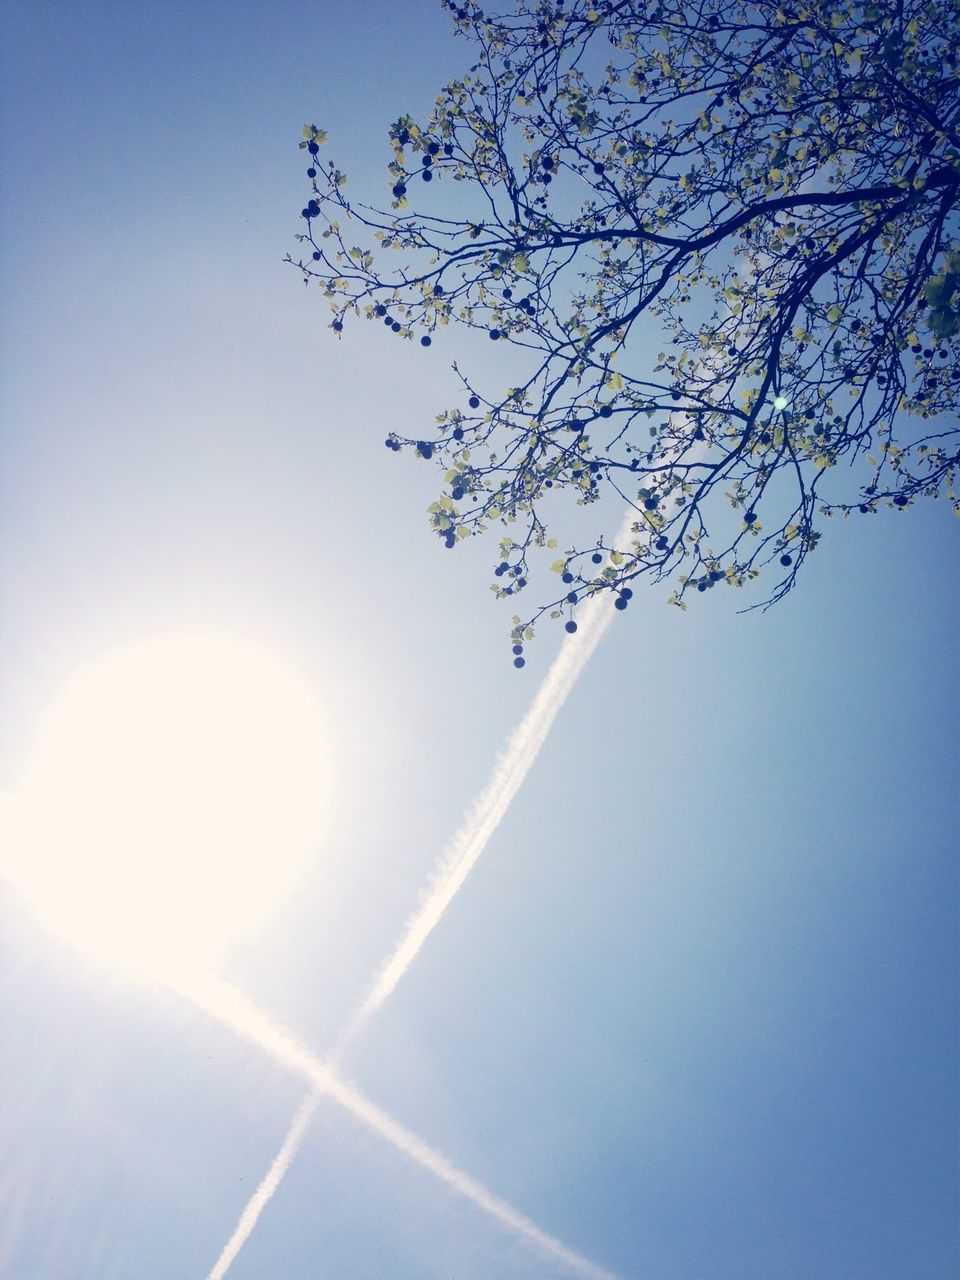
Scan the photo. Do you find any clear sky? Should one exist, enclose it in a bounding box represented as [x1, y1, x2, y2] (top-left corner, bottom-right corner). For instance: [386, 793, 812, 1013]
[1, 3, 957, 1279]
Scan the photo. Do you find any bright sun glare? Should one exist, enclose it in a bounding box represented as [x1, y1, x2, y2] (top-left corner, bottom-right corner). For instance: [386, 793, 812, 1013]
[0, 632, 329, 980]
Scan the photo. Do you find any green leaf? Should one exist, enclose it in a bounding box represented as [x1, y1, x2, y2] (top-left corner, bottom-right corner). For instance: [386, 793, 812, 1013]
[924, 276, 955, 307]
[927, 308, 960, 338]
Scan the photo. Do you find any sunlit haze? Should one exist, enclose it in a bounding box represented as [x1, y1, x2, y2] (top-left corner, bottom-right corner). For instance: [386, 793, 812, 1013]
[1, 3, 955, 1278]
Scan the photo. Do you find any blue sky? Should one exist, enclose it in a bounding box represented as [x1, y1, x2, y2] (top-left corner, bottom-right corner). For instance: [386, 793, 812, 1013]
[1, 3, 957, 1278]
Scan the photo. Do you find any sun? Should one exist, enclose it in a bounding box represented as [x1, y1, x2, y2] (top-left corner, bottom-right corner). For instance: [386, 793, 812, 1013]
[0, 631, 330, 980]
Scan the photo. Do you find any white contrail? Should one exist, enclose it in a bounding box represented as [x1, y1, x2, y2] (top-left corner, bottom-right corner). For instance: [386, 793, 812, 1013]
[177, 969, 621, 1280]
[205, 1091, 319, 1280]
[323, 1065, 622, 1280]
[334, 513, 634, 1054]
[205, 512, 635, 1279]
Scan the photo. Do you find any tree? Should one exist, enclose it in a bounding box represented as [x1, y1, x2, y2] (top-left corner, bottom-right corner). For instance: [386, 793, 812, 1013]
[289, 0, 959, 656]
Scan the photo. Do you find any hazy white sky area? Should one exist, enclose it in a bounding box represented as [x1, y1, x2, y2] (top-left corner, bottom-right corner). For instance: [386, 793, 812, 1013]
[1, 3, 957, 1279]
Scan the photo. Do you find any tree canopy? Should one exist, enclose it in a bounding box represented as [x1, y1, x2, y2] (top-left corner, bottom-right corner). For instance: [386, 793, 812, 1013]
[289, 0, 959, 658]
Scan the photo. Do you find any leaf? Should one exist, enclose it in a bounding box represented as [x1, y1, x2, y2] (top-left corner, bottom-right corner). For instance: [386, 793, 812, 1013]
[924, 275, 955, 307]
[927, 308, 960, 338]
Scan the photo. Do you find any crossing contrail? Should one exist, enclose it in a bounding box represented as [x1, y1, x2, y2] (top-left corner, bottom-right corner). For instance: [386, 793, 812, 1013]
[204, 510, 636, 1280]
[179, 968, 621, 1280]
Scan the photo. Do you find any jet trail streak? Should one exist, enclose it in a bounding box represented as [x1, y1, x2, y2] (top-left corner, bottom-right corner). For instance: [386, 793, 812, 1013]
[333, 526, 628, 1054]
[206, 1091, 319, 1280]
[204, 510, 636, 1279]
[180, 970, 620, 1280]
